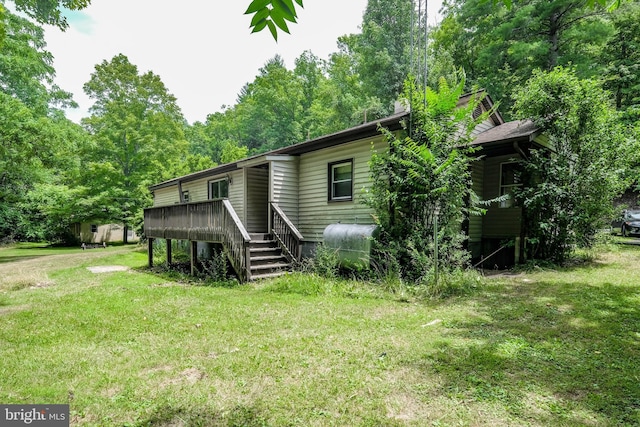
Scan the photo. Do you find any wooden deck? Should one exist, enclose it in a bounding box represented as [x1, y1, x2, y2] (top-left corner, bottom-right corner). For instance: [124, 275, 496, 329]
[144, 200, 304, 281]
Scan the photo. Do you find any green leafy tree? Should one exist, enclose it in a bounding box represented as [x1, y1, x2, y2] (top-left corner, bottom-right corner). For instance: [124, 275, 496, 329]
[433, 0, 615, 116]
[81, 54, 190, 241]
[352, 0, 416, 112]
[601, 2, 640, 122]
[0, 92, 88, 242]
[367, 76, 487, 285]
[513, 67, 633, 263]
[0, 10, 76, 115]
[235, 55, 303, 152]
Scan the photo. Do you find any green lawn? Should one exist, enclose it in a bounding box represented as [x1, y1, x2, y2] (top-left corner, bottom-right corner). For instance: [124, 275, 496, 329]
[0, 243, 639, 426]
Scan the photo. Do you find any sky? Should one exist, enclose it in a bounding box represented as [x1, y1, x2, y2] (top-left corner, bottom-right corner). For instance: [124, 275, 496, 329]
[42, 0, 442, 124]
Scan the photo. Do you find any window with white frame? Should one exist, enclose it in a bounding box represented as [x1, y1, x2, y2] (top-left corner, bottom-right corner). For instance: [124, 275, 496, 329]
[328, 160, 353, 201]
[182, 190, 189, 203]
[499, 162, 522, 208]
[208, 178, 229, 199]
[90, 224, 98, 233]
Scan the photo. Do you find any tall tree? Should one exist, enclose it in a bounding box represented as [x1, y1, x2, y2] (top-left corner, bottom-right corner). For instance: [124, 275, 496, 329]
[601, 2, 640, 122]
[433, 0, 615, 115]
[235, 55, 303, 152]
[81, 54, 190, 240]
[0, 92, 88, 242]
[0, 9, 76, 115]
[354, 0, 415, 111]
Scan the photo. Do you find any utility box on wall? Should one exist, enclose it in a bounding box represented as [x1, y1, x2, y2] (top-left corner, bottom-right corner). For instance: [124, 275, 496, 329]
[323, 223, 378, 269]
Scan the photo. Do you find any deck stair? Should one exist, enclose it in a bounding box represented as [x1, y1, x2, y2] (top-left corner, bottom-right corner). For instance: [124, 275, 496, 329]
[248, 233, 291, 280]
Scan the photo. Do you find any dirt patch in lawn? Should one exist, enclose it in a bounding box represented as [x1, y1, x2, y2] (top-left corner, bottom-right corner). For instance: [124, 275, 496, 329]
[87, 266, 129, 273]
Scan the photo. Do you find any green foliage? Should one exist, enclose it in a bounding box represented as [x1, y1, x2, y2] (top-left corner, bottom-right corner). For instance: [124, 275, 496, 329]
[245, 0, 304, 40]
[81, 54, 191, 235]
[367, 75, 486, 286]
[601, 2, 640, 121]
[351, 0, 416, 112]
[198, 249, 229, 282]
[513, 67, 634, 263]
[10, 0, 90, 29]
[308, 243, 340, 279]
[0, 10, 76, 115]
[433, 0, 616, 117]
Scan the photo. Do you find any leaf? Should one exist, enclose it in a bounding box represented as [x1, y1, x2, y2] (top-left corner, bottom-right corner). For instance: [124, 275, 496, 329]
[245, 0, 271, 15]
[267, 20, 278, 41]
[269, 8, 291, 33]
[250, 8, 270, 27]
[251, 19, 268, 33]
[274, 0, 296, 21]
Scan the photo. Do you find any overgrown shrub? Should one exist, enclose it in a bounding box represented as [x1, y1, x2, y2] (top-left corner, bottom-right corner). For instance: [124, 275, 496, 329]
[366, 75, 488, 288]
[513, 67, 635, 263]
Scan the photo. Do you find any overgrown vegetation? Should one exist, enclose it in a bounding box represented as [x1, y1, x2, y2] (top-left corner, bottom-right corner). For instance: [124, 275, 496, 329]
[366, 76, 488, 289]
[513, 67, 637, 263]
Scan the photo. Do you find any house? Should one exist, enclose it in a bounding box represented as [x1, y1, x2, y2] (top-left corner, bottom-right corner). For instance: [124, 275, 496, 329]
[70, 222, 140, 245]
[143, 94, 547, 280]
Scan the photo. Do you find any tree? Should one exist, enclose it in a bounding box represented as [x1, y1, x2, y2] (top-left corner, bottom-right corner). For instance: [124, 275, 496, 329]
[367, 76, 488, 285]
[0, 9, 76, 115]
[352, 0, 416, 112]
[81, 54, 191, 241]
[0, 92, 89, 242]
[432, 0, 615, 116]
[235, 55, 303, 152]
[601, 2, 640, 122]
[513, 67, 633, 263]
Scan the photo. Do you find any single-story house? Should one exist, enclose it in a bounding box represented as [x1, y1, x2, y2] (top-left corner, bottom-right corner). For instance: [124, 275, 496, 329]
[144, 93, 547, 281]
[70, 222, 140, 245]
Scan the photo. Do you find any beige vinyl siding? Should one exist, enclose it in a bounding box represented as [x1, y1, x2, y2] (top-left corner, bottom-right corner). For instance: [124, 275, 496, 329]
[152, 170, 245, 225]
[271, 158, 299, 226]
[471, 116, 497, 137]
[153, 186, 180, 206]
[298, 136, 385, 241]
[226, 170, 244, 222]
[469, 160, 484, 242]
[245, 167, 269, 232]
[482, 154, 522, 238]
[79, 223, 139, 243]
[181, 176, 209, 202]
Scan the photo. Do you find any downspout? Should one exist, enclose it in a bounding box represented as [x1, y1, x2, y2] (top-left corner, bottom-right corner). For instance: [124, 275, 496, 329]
[178, 180, 184, 203]
[513, 141, 527, 264]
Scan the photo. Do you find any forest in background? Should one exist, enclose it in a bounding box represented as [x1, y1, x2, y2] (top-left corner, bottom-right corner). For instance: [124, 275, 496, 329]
[1, 0, 639, 244]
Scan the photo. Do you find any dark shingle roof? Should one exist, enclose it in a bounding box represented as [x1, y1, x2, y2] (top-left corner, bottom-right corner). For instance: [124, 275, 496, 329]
[471, 120, 539, 145]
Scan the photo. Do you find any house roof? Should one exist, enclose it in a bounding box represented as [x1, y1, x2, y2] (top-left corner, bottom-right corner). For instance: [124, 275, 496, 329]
[149, 108, 539, 192]
[149, 111, 410, 191]
[471, 119, 540, 146]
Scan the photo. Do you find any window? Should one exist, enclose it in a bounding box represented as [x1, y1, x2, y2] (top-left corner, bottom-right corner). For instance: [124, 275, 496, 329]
[499, 162, 522, 208]
[328, 160, 353, 201]
[209, 178, 229, 199]
[90, 224, 98, 233]
[182, 191, 189, 203]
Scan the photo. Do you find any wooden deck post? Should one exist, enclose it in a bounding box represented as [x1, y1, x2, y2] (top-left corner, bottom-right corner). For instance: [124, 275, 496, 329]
[166, 239, 172, 266]
[148, 238, 154, 267]
[190, 240, 198, 276]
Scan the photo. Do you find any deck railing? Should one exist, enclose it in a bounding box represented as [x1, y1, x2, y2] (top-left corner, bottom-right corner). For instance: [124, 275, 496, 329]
[144, 200, 252, 281]
[270, 202, 304, 264]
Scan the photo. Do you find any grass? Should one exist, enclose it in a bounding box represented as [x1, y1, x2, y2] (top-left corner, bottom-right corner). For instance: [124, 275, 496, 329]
[0, 242, 639, 426]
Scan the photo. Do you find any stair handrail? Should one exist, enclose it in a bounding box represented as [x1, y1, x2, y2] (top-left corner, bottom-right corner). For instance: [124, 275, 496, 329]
[222, 199, 252, 281]
[270, 202, 304, 264]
